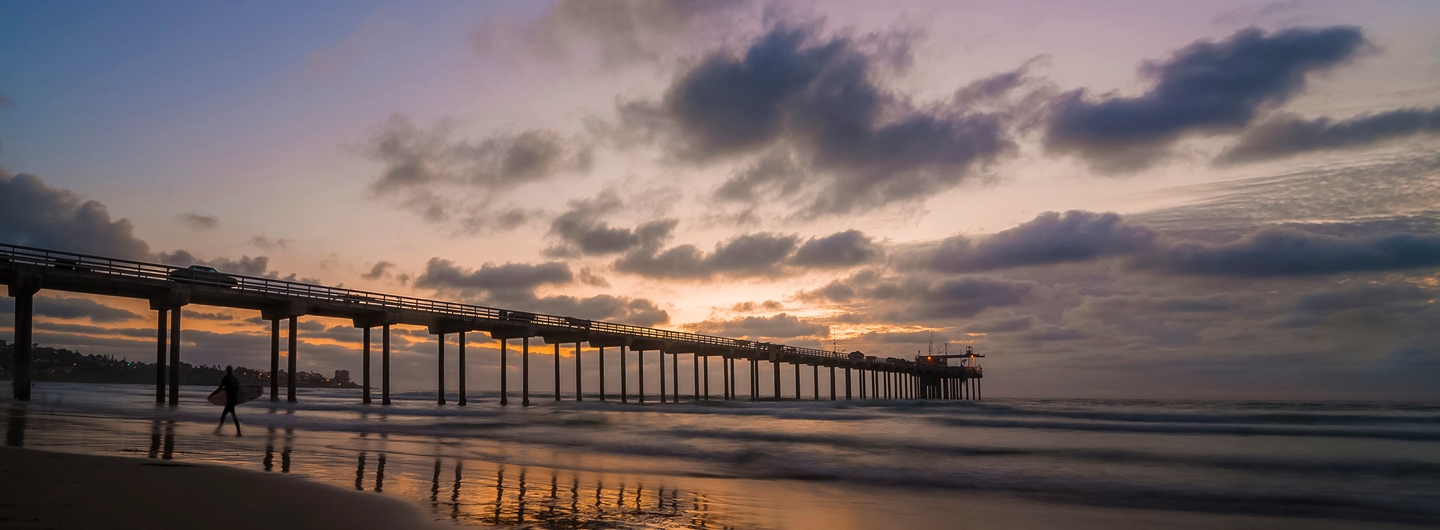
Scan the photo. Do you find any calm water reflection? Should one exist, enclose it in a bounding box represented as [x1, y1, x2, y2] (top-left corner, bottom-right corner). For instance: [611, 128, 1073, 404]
[3, 404, 747, 529]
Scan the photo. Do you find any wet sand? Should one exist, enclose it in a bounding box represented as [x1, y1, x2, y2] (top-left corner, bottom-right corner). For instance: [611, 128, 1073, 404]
[0, 446, 447, 530]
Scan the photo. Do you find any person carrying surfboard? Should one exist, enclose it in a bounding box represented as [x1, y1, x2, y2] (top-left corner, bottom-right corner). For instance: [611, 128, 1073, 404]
[216, 366, 242, 436]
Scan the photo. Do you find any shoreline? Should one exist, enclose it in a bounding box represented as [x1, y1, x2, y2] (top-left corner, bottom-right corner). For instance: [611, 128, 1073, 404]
[0, 446, 450, 530]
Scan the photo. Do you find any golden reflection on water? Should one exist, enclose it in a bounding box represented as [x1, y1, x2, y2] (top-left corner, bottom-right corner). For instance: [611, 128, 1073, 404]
[7, 404, 757, 529]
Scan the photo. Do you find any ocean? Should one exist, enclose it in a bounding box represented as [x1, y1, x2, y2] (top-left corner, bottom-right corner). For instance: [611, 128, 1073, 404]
[2, 382, 1437, 529]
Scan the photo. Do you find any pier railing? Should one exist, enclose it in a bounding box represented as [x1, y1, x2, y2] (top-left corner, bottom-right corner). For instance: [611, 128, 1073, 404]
[1, 243, 866, 363]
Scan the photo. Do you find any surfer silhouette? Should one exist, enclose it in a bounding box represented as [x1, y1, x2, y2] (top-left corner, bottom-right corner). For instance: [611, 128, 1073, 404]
[216, 366, 242, 436]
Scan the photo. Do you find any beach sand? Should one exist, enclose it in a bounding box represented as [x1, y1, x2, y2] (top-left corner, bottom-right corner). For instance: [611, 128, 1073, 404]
[0, 446, 448, 530]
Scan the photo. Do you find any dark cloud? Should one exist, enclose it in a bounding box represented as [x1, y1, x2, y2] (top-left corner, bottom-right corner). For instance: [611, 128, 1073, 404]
[158, 250, 271, 277]
[361, 261, 395, 280]
[953, 58, 1046, 108]
[1281, 283, 1434, 328]
[479, 0, 753, 68]
[0, 169, 152, 258]
[508, 294, 670, 327]
[176, 212, 219, 230]
[1218, 107, 1440, 163]
[34, 297, 141, 323]
[543, 191, 678, 257]
[615, 232, 799, 279]
[731, 300, 783, 312]
[792, 230, 883, 268]
[1138, 226, 1440, 277]
[926, 211, 1155, 272]
[965, 314, 1042, 333]
[183, 310, 236, 321]
[413, 258, 573, 296]
[684, 313, 829, 340]
[1044, 26, 1367, 171]
[246, 235, 291, 250]
[917, 277, 1036, 318]
[624, 23, 1014, 216]
[616, 229, 881, 280]
[361, 114, 589, 231]
[800, 271, 1034, 320]
[844, 330, 950, 345]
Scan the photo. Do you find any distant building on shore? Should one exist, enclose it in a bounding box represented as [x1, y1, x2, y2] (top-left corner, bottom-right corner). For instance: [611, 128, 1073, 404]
[334, 370, 351, 385]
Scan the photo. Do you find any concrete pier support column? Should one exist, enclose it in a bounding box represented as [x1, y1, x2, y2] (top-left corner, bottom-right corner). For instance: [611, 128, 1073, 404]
[574, 343, 582, 402]
[722, 357, 727, 399]
[8, 275, 39, 402]
[749, 358, 757, 402]
[157, 309, 169, 403]
[637, 349, 645, 403]
[721, 355, 729, 400]
[772, 360, 781, 400]
[691, 353, 699, 402]
[977, 377, 982, 401]
[812, 364, 819, 400]
[437, 333, 446, 405]
[362, 328, 372, 404]
[382, 325, 391, 405]
[794, 363, 801, 400]
[619, 345, 628, 403]
[168, 309, 181, 406]
[829, 366, 836, 401]
[674, 352, 681, 403]
[598, 346, 606, 401]
[845, 368, 852, 400]
[703, 356, 710, 400]
[458, 332, 467, 406]
[553, 343, 561, 402]
[287, 316, 297, 403]
[499, 339, 508, 406]
[658, 348, 666, 403]
[522, 337, 531, 407]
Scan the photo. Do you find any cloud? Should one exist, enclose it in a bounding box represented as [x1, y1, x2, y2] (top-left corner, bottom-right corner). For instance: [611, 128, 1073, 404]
[183, 310, 236, 321]
[1218, 107, 1440, 163]
[360, 261, 395, 280]
[360, 114, 589, 232]
[477, 0, 754, 68]
[34, 296, 141, 323]
[731, 300, 783, 312]
[513, 294, 670, 327]
[176, 212, 219, 230]
[615, 228, 882, 280]
[792, 230, 883, 268]
[800, 271, 1034, 320]
[1138, 226, 1440, 276]
[543, 190, 678, 257]
[412, 258, 573, 296]
[621, 23, 1014, 216]
[1043, 26, 1367, 172]
[924, 211, 1155, 272]
[615, 232, 798, 280]
[246, 235, 292, 250]
[684, 313, 829, 340]
[158, 250, 272, 276]
[0, 169, 152, 258]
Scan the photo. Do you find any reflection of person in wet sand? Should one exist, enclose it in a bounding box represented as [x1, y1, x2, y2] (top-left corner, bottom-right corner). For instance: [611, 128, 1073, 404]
[216, 366, 242, 436]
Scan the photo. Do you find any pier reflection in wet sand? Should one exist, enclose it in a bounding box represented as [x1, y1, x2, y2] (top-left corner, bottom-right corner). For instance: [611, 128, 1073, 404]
[2, 404, 746, 529]
[337, 451, 736, 528]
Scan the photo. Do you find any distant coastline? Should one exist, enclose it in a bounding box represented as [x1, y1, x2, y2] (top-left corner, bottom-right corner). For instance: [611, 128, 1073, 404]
[0, 340, 357, 389]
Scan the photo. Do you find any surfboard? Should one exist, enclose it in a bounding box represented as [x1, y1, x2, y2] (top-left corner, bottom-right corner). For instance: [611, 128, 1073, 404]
[208, 384, 264, 406]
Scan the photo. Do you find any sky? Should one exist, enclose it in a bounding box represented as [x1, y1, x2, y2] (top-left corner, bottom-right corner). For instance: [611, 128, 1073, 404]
[1, 0, 1438, 400]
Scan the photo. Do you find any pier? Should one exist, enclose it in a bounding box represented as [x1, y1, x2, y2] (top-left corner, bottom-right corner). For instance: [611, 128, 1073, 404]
[1, 242, 982, 405]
